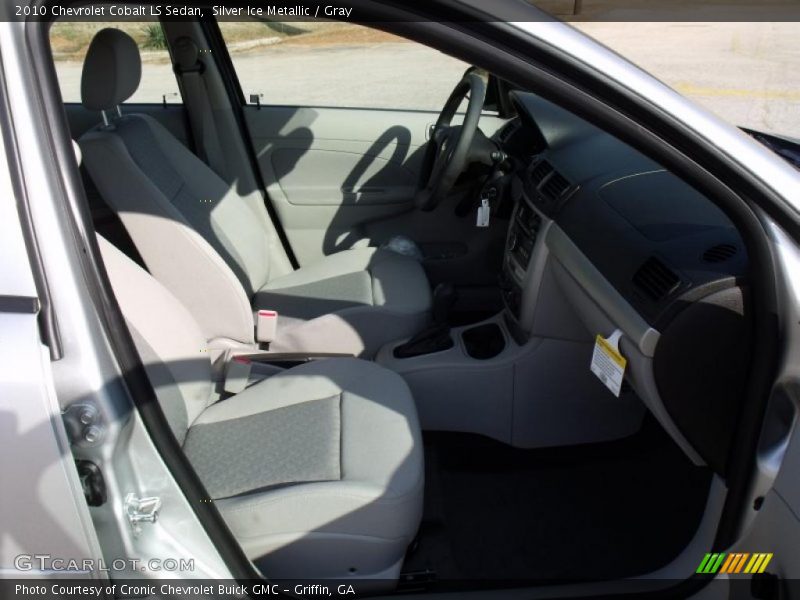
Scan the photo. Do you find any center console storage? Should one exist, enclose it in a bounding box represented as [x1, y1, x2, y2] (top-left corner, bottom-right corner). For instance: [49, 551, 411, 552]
[462, 323, 506, 360]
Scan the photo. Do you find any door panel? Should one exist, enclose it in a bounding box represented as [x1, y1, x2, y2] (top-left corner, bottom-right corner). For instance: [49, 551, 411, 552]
[243, 105, 423, 264]
[272, 146, 416, 206]
[243, 104, 509, 287]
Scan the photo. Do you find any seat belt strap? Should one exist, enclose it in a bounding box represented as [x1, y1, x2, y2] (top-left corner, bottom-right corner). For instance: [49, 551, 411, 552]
[173, 37, 228, 180]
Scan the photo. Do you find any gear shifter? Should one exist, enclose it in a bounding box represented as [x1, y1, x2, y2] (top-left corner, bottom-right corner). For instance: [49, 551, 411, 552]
[394, 283, 456, 358]
[432, 283, 456, 325]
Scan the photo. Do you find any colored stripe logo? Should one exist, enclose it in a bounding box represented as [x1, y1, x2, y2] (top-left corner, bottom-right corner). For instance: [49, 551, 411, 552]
[696, 552, 773, 574]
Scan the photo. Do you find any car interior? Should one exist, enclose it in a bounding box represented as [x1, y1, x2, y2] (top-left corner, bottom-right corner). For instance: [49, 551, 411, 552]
[50, 16, 755, 591]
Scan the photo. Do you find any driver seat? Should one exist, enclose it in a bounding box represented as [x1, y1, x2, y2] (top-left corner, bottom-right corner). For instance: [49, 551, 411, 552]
[77, 29, 431, 357]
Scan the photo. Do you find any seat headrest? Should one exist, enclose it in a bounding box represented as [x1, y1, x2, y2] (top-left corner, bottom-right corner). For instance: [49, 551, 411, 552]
[80, 29, 142, 111]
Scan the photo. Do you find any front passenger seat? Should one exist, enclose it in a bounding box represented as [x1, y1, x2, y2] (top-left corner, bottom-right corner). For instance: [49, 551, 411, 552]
[97, 234, 424, 581]
[78, 29, 431, 358]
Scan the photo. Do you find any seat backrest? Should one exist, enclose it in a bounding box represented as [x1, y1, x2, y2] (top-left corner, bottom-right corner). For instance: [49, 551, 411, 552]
[77, 29, 278, 345]
[97, 235, 214, 444]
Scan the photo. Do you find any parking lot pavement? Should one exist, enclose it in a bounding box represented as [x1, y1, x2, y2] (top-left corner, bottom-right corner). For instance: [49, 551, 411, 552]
[54, 21, 799, 138]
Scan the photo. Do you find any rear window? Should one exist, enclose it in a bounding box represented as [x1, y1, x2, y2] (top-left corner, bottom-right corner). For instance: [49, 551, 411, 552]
[50, 21, 181, 105]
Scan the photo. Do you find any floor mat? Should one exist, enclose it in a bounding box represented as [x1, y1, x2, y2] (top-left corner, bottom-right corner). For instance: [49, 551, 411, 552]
[404, 419, 712, 584]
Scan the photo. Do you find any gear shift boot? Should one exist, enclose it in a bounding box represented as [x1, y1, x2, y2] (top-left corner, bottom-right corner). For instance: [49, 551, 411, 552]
[394, 283, 456, 358]
[393, 324, 454, 358]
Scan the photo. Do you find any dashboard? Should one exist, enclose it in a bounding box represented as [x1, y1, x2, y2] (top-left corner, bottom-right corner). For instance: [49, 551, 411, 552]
[495, 91, 753, 474]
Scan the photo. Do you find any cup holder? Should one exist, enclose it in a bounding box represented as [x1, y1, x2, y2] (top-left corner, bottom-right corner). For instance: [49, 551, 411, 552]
[462, 323, 506, 360]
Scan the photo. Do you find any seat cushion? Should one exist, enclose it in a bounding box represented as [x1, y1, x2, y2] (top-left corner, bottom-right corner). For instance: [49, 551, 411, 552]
[183, 395, 342, 499]
[255, 248, 431, 357]
[187, 358, 424, 579]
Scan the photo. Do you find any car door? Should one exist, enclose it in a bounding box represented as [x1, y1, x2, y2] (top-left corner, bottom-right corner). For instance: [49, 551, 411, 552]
[217, 20, 510, 294]
[718, 218, 800, 596]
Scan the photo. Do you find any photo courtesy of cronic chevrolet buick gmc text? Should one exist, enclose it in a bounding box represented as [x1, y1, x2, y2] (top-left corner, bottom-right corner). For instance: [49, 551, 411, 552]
[1, 1, 800, 599]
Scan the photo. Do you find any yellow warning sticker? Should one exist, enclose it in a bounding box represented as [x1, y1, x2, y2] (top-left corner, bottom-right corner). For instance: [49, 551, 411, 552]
[590, 331, 627, 397]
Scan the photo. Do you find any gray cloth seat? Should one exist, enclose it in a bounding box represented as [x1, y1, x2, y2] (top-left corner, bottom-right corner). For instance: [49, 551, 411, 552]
[78, 29, 431, 358]
[97, 234, 424, 581]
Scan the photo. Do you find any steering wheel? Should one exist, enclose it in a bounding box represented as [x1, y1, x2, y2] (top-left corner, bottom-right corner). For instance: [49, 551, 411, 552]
[415, 71, 488, 211]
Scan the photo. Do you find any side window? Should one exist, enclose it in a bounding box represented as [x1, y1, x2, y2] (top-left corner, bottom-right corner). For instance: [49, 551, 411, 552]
[50, 21, 181, 105]
[218, 20, 470, 111]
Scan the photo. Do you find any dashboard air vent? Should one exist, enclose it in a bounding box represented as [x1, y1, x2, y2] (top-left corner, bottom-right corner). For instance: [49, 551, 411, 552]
[633, 257, 680, 302]
[530, 159, 571, 202]
[530, 160, 554, 186]
[702, 244, 737, 263]
[541, 171, 571, 200]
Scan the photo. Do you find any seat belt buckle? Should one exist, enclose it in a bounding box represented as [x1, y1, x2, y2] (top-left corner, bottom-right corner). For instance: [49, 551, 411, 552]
[256, 310, 278, 344]
[224, 356, 252, 395]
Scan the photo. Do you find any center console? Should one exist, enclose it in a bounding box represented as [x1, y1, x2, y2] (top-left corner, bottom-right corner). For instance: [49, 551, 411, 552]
[501, 192, 543, 321]
[374, 158, 642, 449]
[373, 170, 563, 444]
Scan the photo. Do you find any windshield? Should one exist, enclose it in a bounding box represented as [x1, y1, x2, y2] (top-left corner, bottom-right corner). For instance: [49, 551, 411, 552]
[544, 8, 800, 140]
